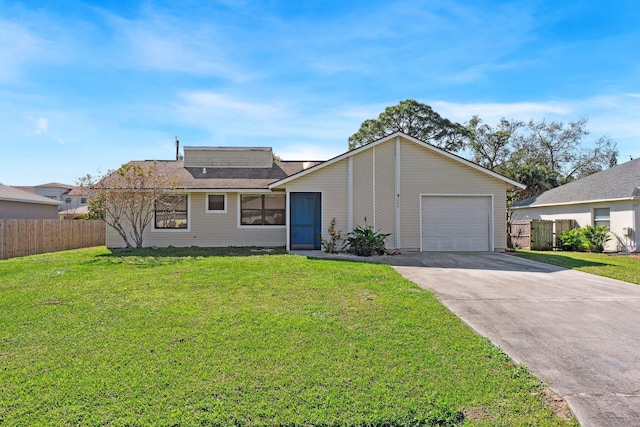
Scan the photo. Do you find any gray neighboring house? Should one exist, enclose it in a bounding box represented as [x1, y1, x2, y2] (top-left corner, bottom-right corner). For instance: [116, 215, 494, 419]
[13, 182, 88, 212]
[0, 184, 63, 219]
[511, 157, 640, 252]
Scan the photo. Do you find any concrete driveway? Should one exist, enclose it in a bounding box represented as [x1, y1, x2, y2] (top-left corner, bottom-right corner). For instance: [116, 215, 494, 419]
[390, 252, 640, 427]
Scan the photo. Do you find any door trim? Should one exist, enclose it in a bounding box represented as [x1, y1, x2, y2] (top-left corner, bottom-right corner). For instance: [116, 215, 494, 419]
[289, 192, 322, 251]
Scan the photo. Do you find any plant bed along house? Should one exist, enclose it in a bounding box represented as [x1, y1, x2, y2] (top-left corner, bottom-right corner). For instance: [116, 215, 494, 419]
[0, 247, 577, 426]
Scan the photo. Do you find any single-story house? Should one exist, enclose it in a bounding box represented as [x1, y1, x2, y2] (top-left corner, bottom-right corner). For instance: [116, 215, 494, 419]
[0, 184, 63, 219]
[106, 132, 525, 252]
[12, 182, 88, 212]
[511, 157, 640, 253]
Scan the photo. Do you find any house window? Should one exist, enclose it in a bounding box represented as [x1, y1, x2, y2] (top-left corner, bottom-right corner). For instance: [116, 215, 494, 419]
[65, 197, 71, 204]
[207, 194, 226, 213]
[81, 198, 87, 204]
[155, 194, 188, 229]
[240, 194, 285, 225]
[594, 208, 610, 229]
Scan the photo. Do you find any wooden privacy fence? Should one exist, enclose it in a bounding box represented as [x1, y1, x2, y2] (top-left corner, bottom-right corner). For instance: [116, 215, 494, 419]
[0, 219, 105, 260]
[508, 219, 576, 250]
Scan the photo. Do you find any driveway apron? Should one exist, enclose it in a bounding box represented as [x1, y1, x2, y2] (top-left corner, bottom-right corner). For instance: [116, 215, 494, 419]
[392, 252, 640, 427]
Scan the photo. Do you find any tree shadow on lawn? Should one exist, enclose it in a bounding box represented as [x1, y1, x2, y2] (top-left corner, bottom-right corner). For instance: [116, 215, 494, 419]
[510, 251, 612, 270]
[98, 246, 287, 259]
[302, 250, 611, 274]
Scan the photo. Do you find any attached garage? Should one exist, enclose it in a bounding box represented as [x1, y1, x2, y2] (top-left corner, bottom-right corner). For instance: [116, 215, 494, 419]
[421, 195, 492, 251]
[270, 132, 525, 253]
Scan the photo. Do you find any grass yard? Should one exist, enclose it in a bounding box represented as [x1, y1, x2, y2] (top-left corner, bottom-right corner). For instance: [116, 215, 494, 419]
[513, 250, 640, 285]
[0, 247, 577, 426]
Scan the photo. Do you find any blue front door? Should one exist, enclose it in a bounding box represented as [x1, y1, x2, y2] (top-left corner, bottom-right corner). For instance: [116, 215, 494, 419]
[290, 192, 321, 250]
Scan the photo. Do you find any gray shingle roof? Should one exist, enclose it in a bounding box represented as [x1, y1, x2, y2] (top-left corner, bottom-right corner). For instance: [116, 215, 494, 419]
[0, 184, 63, 205]
[513, 157, 640, 207]
[126, 160, 320, 189]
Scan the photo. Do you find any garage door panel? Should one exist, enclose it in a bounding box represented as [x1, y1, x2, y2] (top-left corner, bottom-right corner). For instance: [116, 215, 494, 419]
[421, 196, 491, 252]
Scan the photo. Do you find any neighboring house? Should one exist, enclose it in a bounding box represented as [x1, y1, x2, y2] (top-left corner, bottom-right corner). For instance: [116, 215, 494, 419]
[59, 205, 90, 219]
[63, 186, 89, 213]
[511, 157, 640, 253]
[13, 183, 88, 212]
[106, 132, 524, 252]
[0, 184, 62, 219]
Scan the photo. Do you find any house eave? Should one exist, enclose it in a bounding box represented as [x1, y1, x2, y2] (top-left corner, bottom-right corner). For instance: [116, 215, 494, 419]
[511, 196, 638, 209]
[0, 197, 63, 206]
[180, 188, 282, 193]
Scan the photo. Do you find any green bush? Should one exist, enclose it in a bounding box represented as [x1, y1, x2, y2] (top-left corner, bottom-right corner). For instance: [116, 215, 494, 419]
[558, 228, 584, 252]
[344, 224, 391, 256]
[559, 225, 611, 253]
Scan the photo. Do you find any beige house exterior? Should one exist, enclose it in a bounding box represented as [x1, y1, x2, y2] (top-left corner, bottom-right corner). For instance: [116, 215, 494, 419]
[106, 132, 524, 251]
[272, 133, 523, 252]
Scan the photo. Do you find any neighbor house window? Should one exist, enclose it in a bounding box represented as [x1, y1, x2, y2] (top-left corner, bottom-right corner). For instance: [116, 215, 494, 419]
[155, 194, 188, 229]
[594, 208, 610, 229]
[65, 197, 71, 204]
[81, 198, 87, 204]
[240, 194, 285, 225]
[207, 194, 226, 213]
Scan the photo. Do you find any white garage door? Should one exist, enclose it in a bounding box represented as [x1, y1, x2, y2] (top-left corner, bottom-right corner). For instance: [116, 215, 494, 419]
[421, 196, 491, 251]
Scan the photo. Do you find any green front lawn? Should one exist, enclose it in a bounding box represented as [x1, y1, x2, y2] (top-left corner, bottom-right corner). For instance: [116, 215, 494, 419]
[513, 250, 640, 285]
[0, 247, 576, 426]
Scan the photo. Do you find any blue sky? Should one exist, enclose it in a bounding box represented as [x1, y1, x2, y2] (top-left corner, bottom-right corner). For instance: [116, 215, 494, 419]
[1, 0, 639, 185]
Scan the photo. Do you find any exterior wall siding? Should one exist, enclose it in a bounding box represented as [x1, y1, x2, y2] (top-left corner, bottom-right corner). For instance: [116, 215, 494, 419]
[284, 161, 349, 244]
[0, 200, 60, 220]
[352, 149, 374, 229]
[398, 138, 508, 251]
[106, 192, 286, 248]
[512, 200, 637, 252]
[373, 141, 397, 248]
[184, 148, 272, 168]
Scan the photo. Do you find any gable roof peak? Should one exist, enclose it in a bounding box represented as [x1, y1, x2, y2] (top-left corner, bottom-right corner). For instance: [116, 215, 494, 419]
[270, 132, 525, 190]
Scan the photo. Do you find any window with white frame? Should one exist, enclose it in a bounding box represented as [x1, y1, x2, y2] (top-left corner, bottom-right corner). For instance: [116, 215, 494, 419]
[594, 207, 610, 229]
[155, 194, 188, 229]
[206, 194, 226, 213]
[240, 194, 285, 225]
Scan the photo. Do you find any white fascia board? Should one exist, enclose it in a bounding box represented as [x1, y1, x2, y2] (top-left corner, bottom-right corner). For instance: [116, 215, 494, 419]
[183, 146, 271, 151]
[269, 131, 526, 190]
[511, 196, 638, 209]
[183, 188, 279, 193]
[0, 197, 63, 206]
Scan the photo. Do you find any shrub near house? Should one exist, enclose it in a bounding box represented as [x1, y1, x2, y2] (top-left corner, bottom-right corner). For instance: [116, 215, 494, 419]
[559, 225, 611, 253]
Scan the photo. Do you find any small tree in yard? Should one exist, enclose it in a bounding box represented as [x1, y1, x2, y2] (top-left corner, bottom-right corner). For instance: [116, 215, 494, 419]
[78, 162, 181, 248]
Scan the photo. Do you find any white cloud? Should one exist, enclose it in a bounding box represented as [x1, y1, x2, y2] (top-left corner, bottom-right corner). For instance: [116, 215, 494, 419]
[431, 94, 640, 158]
[32, 117, 49, 135]
[178, 92, 285, 122]
[431, 100, 574, 123]
[25, 116, 64, 144]
[99, 9, 255, 81]
[0, 20, 55, 83]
